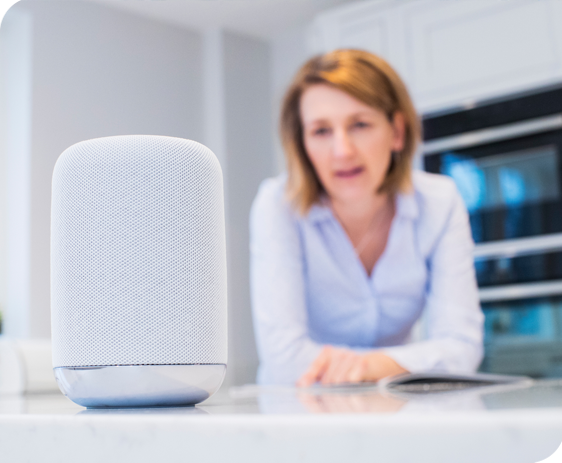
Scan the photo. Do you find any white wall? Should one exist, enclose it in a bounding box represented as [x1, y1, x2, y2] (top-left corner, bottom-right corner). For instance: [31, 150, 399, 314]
[0, 10, 3, 336]
[1, 1, 276, 386]
[222, 31, 273, 386]
[270, 24, 316, 174]
[203, 28, 275, 386]
[3, 0, 204, 338]
[0, 6, 33, 338]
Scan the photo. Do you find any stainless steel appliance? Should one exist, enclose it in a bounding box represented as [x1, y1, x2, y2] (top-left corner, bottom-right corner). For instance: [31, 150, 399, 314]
[423, 85, 562, 377]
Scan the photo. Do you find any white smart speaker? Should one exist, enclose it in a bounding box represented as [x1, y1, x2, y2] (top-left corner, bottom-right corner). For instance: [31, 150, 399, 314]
[51, 135, 227, 407]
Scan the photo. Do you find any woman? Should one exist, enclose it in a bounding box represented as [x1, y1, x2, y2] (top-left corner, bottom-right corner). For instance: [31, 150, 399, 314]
[250, 49, 483, 386]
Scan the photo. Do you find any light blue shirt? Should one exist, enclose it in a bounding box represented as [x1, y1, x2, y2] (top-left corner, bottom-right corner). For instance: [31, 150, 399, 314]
[249, 170, 484, 385]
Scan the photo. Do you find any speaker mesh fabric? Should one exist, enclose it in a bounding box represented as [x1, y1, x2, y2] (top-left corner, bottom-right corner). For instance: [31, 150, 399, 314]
[51, 136, 227, 367]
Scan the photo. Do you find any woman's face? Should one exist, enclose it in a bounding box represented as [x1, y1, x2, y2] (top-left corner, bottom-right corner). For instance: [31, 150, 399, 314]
[300, 84, 405, 203]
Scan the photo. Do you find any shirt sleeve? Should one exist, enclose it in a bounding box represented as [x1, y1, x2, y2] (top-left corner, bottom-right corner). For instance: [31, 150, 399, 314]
[382, 186, 484, 374]
[249, 179, 323, 385]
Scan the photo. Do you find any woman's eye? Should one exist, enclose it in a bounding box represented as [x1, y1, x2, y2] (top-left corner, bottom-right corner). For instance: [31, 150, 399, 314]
[353, 121, 370, 129]
[313, 127, 330, 136]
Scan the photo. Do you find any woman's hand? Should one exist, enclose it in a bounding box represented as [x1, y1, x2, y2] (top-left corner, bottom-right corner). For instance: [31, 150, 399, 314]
[296, 346, 408, 387]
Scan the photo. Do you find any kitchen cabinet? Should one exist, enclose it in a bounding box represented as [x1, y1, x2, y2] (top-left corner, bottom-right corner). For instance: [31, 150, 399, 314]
[311, 0, 562, 113]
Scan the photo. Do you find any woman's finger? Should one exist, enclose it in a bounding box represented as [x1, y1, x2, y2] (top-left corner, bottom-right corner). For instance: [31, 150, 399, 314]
[347, 356, 367, 383]
[297, 346, 332, 387]
[321, 349, 355, 384]
[322, 351, 368, 384]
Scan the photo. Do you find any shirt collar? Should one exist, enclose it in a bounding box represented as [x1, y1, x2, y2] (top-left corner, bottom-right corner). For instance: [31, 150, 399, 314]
[306, 196, 333, 223]
[305, 190, 419, 223]
[396, 189, 419, 220]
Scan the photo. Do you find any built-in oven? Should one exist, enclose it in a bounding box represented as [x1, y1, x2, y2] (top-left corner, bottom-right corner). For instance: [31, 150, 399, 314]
[423, 84, 562, 377]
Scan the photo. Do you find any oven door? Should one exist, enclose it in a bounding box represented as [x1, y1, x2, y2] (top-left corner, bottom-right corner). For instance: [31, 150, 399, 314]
[423, 115, 562, 243]
[424, 114, 562, 377]
[479, 292, 562, 377]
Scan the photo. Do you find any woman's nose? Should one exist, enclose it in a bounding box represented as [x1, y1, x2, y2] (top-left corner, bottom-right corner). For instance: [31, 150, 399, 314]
[332, 129, 354, 159]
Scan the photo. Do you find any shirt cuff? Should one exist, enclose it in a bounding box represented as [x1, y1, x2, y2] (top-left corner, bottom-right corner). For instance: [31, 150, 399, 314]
[380, 339, 480, 374]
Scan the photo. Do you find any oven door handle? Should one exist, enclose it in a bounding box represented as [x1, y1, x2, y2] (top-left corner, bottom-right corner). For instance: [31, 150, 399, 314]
[423, 114, 562, 155]
[479, 280, 562, 303]
[474, 232, 562, 260]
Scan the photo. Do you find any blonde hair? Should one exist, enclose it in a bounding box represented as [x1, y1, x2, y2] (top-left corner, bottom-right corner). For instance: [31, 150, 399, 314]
[280, 49, 421, 214]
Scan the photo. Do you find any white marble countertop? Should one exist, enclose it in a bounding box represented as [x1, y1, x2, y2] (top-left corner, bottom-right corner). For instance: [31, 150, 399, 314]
[1, 380, 562, 463]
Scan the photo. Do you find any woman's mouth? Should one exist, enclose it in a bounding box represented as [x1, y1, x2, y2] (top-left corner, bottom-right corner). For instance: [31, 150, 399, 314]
[335, 166, 364, 178]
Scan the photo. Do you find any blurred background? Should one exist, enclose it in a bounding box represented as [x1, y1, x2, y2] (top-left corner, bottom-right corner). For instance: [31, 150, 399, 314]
[3, 0, 562, 392]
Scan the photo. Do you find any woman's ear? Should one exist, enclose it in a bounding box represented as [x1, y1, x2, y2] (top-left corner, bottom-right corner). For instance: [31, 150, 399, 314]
[391, 111, 406, 153]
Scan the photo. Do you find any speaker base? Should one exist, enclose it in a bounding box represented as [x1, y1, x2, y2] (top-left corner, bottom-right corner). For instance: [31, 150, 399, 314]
[54, 364, 226, 408]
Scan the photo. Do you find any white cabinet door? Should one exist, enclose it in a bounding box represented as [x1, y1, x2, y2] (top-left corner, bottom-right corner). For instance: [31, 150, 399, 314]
[311, 0, 410, 88]
[405, 0, 562, 112]
[312, 0, 562, 114]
